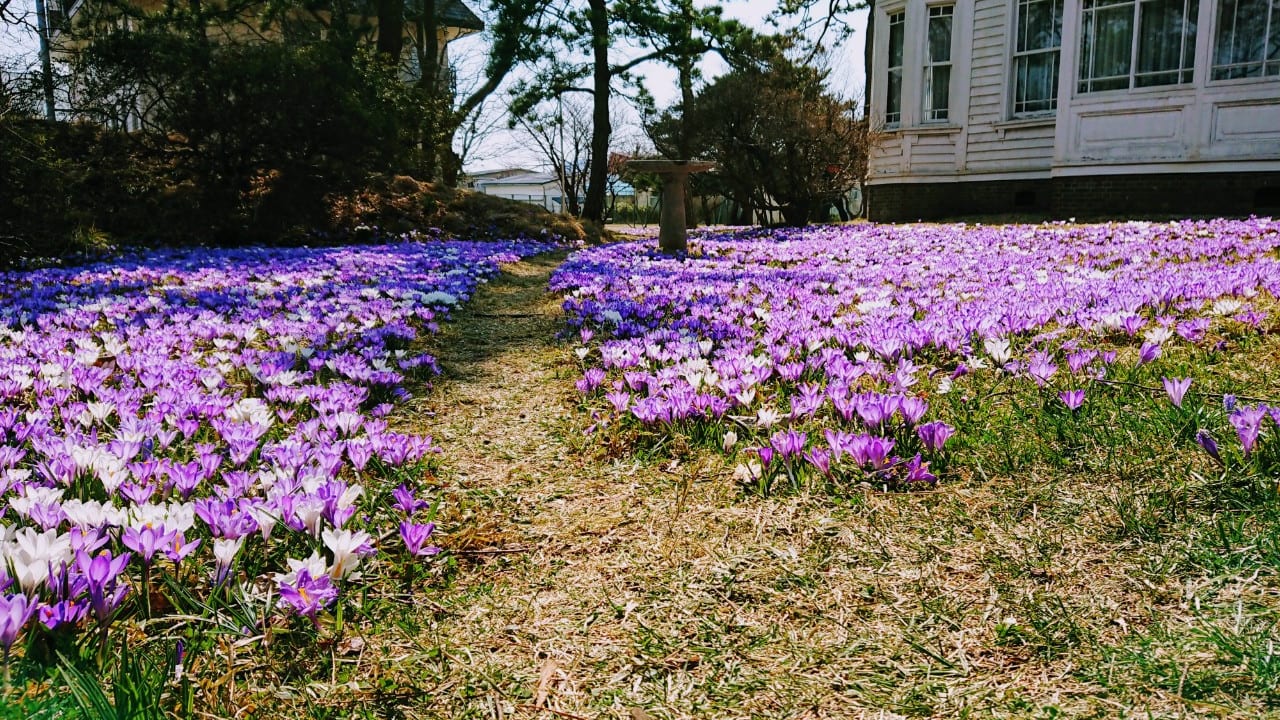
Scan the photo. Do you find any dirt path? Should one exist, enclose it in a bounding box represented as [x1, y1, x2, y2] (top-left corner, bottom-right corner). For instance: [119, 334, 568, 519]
[383, 250, 926, 720]
[386, 251, 801, 720]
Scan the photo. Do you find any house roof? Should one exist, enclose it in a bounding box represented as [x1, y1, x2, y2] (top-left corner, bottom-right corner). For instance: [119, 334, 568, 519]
[439, 0, 484, 32]
[468, 167, 537, 179]
[479, 172, 559, 186]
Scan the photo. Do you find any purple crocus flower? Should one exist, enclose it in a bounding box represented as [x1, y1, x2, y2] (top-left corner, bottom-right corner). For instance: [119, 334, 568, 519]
[849, 434, 896, 471]
[756, 446, 774, 467]
[1195, 430, 1222, 464]
[122, 525, 176, 565]
[1162, 377, 1192, 408]
[903, 455, 936, 483]
[75, 550, 131, 625]
[916, 421, 955, 451]
[164, 533, 202, 565]
[769, 429, 807, 460]
[575, 368, 607, 393]
[0, 593, 37, 653]
[1138, 342, 1162, 365]
[1230, 405, 1268, 457]
[1027, 353, 1057, 387]
[824, 428, 855, 461]
[898, 396, 929, 425]
[277, 569, 339, 621]
[1059, 389, 1086, 411]
[399, 521, 441, 557]
[803, 448, 832, 475]
[392, 484, 430, 515]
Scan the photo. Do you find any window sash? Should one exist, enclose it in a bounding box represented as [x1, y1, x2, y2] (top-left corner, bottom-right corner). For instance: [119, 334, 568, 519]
[1212, 0, 1280, 79]
[1079, 0, 1198, 92]
[924, 5, 954, 121]
[886, 12, 906, 125]
[1012, 0, 1064, 115]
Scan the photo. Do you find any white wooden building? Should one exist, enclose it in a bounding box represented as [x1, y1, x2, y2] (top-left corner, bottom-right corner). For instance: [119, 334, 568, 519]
[864, 0, 1280, 220]
[474, 172, 568, 212]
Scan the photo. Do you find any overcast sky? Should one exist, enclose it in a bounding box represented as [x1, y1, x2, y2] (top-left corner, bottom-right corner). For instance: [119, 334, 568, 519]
[1, 0, 868, 171]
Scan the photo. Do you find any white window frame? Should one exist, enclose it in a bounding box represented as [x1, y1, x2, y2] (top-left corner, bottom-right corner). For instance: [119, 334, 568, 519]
[1011, 0, 1064, 116]
[1078, 0, 1198, 93]
[886, 10, 907, 127]
[923, 4, 956, 122]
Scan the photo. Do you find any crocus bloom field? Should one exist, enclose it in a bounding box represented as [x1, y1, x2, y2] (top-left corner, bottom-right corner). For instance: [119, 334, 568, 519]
[6, 220, 1280, 718]
[0, 239, 552, 709]
[556, 220, 1280, 491]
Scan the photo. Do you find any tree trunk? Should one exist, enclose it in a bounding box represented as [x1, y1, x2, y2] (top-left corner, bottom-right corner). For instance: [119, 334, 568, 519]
[780, 201, 810, 226]
[580, 0, 611, 223]
[411, 0, 445, 180]
[33, 0, 55, 120]
[676, 1, 696, 229]
[377, 0, 406, 63]
[835, 196, 851, 222]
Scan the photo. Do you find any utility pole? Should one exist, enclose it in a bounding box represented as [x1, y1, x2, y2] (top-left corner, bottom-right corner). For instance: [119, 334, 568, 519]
[33, 0, 56, 120]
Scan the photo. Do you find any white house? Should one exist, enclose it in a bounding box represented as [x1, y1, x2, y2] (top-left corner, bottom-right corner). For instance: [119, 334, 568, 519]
[864, 0, 1280, 220]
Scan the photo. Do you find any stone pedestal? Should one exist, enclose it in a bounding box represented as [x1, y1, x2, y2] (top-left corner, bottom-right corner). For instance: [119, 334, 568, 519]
[625, 159, 715, 254]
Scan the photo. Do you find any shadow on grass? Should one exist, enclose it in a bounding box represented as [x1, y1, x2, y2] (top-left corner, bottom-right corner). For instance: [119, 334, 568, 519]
[414, 249, 571, 390]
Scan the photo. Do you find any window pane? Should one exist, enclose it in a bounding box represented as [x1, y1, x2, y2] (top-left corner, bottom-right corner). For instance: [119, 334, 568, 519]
[1213, 0, 1269, 78]
[1019, 0, 1055, 52]
[1136, 0, 1196, 86]
[1015, 51, 1059, 112]
[929, 14, 953, 63]
[926, 65, 951, 119]
[1081, 3, 1135, 90]
[887, 68, 902, 122]
[1013, 0, 1062, 114]
[889, 14, 905, 68]
[1183, 0, 1199, 73]
[1269, 2, 1280, 75]
[886, 12, 904, 124]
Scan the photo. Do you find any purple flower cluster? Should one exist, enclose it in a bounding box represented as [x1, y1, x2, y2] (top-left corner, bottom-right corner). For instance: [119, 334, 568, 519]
[0, 238, 553, 649]
[553, 219, 1280, 485]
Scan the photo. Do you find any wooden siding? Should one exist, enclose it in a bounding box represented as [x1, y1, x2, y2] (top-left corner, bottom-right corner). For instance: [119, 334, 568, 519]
[963, 0, 1055, 172]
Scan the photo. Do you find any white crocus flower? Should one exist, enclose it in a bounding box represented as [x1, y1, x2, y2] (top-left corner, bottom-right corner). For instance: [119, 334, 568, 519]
[293, 498, 326, 536]
[274, 552, 330, 587]
[756, 407, 781, 428]
[984, 338, 1012, 365]
[1212, 298, 1242, 316]
[6, 528, 73, 593]
[1144, 326, 1173, 345]
[732, 461, 762, 484]
[322, 529, 374, 580]
[213, 537, 245, 573]
[722, 431, 738, 452]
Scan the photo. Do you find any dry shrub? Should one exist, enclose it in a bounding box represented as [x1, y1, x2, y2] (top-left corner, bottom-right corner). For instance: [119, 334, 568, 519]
[326, 174, 605, 243]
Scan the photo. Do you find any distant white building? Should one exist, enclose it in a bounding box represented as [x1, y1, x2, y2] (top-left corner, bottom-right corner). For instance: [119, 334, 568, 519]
[864, 0, 1280, 220]
[473, 171, 566, 212]
[464, 168, 537, 188]
[472, 169, 642, 215]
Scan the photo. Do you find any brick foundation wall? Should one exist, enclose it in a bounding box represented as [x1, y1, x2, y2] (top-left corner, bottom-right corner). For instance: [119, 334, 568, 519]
[866, 171, 1280, 222]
